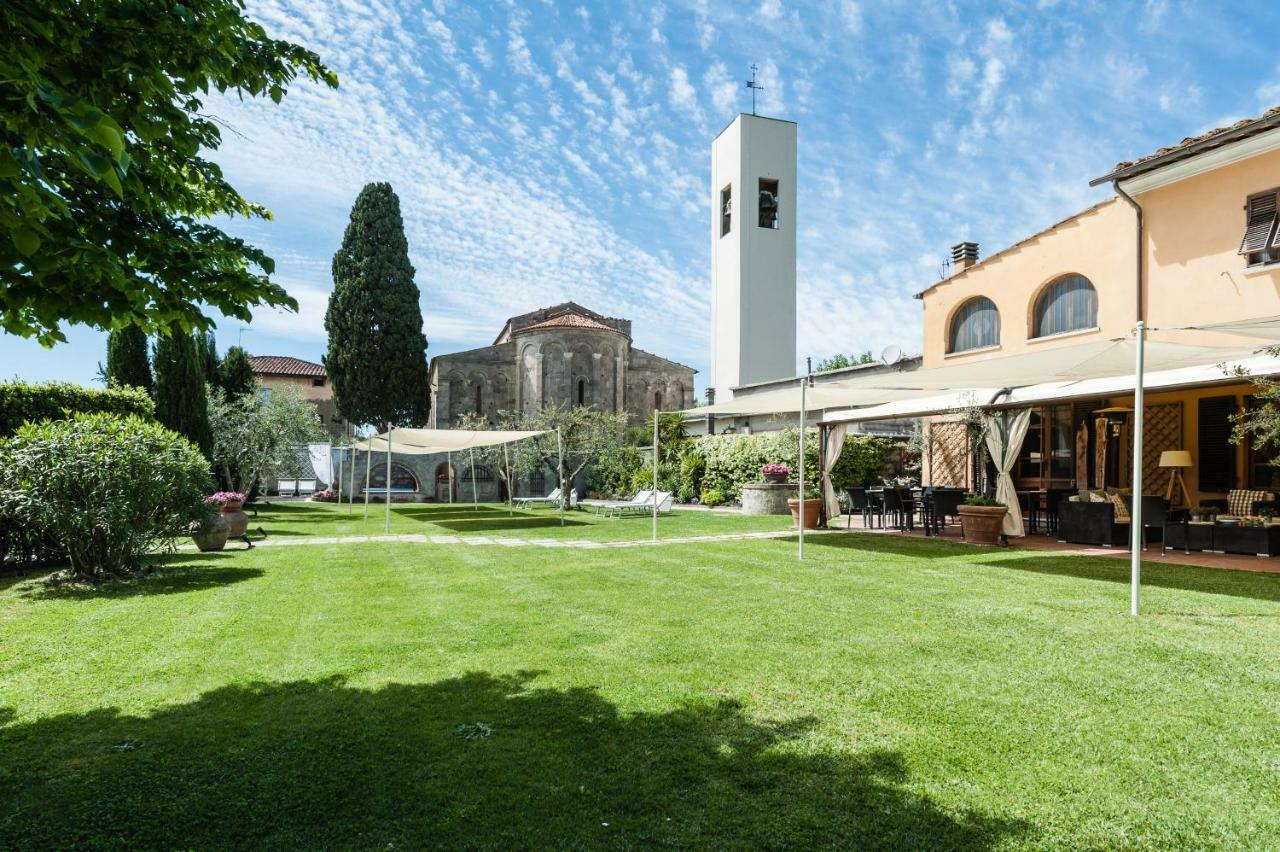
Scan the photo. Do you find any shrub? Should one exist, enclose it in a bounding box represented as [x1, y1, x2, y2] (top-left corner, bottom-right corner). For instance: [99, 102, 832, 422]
[0, 381, 153, 436]
[700, 488, 726, 507]
[0, 413, 212, 579]
[678, 452, 705, 503]
[590, 444, 644, 498]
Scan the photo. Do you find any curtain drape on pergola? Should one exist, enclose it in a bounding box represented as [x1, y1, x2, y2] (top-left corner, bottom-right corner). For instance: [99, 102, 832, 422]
[821, 423, 847, 518]
[983, 409, 1032, 537]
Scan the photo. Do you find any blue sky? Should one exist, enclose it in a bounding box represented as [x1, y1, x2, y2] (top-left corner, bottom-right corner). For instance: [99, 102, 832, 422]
[5, 0, 1279, 393]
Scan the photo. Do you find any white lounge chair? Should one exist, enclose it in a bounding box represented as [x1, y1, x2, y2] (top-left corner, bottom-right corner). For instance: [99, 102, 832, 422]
[614, 491, 674, 516]
[514, 487, 577, 509]
[595, 490, 651, 516]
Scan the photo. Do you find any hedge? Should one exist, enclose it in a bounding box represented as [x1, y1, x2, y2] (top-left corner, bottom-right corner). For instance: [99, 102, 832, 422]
[691, 431, 899, 503]
[0, 381, 153, 436]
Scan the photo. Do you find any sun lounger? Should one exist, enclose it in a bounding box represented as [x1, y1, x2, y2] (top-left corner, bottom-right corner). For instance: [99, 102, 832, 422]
[514, 487, 577, 508]
[595, 490, 651, 516]
[610, 491, 674, 517]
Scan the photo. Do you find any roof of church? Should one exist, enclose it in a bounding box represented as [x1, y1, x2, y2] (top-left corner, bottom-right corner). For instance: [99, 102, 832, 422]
[248, 355, 326, 377]
[521, 312, 620, 333]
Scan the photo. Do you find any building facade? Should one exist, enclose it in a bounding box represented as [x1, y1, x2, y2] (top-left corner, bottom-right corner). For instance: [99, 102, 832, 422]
[248, 355, 348, 439]
[913, 106, 1280, 506]
[428, 302, 696, 428]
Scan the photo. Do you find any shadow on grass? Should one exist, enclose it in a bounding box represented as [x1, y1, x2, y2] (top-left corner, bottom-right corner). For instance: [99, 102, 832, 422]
[17, 553, 263, 601]
[429, 517, 592, 532]
[0, 671, 1025, 849]
[810, 532, 1280, 604]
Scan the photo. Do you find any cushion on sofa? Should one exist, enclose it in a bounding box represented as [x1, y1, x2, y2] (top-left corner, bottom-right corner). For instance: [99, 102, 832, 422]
[1109, 492, 1130, 522]
[1228, 489, 1274, 516]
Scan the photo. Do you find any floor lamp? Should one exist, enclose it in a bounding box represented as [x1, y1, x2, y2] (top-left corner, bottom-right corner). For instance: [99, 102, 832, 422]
[1160, 450, 1192, 507]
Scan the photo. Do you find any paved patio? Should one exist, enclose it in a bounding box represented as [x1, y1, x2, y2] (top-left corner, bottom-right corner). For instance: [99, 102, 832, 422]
[831, 514, 1280, 574]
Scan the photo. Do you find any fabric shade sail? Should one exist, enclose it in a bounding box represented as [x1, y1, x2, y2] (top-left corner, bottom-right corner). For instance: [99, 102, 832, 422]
[1179, 314, 1280, 341]
[354, 429, 547, 455]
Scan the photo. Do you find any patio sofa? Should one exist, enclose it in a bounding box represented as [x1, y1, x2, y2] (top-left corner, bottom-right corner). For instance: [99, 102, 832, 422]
[1058, 493, 1166, 548]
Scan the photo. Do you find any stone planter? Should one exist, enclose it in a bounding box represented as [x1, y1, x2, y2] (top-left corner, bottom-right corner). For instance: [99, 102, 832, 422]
[742, 482, 796, 515]
[787, 498, 823, 529]
[763, 471, 789, 484]
[220, 499, 250, 539]
[192, 515, 230, 552]
[958, 505, 1007, 545]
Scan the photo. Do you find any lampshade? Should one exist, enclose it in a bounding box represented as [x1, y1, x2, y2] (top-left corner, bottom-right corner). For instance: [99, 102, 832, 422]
[1159, 450, 1192, 468]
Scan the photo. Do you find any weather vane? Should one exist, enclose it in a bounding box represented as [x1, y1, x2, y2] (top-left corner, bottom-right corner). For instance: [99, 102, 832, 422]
[745, 64, 764, 115]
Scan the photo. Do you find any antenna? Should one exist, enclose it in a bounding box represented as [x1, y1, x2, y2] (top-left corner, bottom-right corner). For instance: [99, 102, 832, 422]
[745, 64, 765, 115]
[880, 344, 903, 367]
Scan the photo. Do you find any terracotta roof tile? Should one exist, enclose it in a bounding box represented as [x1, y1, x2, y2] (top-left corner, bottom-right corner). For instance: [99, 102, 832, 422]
[1096, 105, 1280, 184]
[248, 355, 326, 377]
[519, 312, 620, 333]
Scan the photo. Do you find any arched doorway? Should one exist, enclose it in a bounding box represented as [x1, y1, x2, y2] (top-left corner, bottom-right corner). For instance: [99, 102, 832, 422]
[433, 461, 457, 503]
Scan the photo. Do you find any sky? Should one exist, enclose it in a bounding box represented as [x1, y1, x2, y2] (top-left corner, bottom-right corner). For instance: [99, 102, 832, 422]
[4, 0, 1280, 394]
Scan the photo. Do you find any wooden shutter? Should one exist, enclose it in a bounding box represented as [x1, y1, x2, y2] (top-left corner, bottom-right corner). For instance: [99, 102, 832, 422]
[1198, 395, 1237, 493]
[1239, 192, 1278, 255]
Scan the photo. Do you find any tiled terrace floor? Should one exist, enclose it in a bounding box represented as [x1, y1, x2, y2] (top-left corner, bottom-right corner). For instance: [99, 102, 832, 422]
[832, 514, 1280, 575]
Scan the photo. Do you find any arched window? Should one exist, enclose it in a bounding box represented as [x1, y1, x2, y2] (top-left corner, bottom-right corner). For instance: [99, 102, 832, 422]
[577, 378, 586, 406]
[1032, 274, 1097, 338]
[473, 383, 483, 414]
[654, 390, 663, 411]
[948, 297, 1000, 353]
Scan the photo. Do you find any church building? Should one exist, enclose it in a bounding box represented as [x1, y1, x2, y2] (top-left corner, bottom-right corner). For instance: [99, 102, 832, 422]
[428, 302, 696, 427]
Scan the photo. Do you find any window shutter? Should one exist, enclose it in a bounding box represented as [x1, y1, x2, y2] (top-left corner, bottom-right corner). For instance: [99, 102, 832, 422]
[1197, 395, 1237, 493]
[1239, 192, 1278, 255]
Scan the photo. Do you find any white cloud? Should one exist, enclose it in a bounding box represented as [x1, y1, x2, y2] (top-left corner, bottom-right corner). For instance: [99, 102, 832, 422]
[758, 0, 783, 22]
[669, 65, 703, 123]
[704, 62, 738, 119]
[839, 0, 862, 35]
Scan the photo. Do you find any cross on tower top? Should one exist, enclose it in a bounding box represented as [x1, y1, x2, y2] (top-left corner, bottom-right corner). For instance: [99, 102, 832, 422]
[745, 64, 765, 116]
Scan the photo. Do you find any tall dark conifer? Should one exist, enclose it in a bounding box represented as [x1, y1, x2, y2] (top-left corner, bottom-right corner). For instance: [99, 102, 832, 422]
[218, 346, 256, 400]
[324, 182, 429, 429]
[153, 325, 212, 457]
[105, 325, 153, 394]
[194, 329, 220, 387]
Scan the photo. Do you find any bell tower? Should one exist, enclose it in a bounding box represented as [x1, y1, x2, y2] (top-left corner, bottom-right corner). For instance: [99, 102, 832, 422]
[710, 113, 797, 402]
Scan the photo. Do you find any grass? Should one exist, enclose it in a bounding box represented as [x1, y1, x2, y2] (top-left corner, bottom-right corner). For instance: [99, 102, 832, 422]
[3, 525, 1280, 848]
[242, 498, 793, 541]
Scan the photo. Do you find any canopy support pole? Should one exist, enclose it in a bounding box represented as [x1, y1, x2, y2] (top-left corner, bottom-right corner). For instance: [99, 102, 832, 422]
[652, 408, 659, 543]
[503, 442, 512, 518]
[447, 451, 453, 503]
[363, 446, 371, 522]
[1130, 321, 1146, 617]
[469, 448, 479, 509]
[557, 427, 565, 526]
[334, 443, 341, 507]
[799, 376, 807, 561]
[384, 427, 393, 534]
[348, 446, 357, 513]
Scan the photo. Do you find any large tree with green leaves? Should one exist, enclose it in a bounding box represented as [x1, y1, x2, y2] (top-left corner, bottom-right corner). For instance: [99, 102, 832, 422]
[497, 404, 628, 509]
[1, 0, 337, 345]
[217, 345, 256, 400]
[324, 182, 429, 429]
[105, 325, 152, 394]
[152, 325, 211, 458]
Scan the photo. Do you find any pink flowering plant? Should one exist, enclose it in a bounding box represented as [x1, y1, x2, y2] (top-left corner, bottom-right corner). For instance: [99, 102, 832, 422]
[204, 491, 247, 507]
[760, 463, 792, 476]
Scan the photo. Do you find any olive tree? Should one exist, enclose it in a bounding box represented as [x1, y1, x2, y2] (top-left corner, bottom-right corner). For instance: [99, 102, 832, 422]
[207, 381, 326, 494]
[494, 404, 627, 509]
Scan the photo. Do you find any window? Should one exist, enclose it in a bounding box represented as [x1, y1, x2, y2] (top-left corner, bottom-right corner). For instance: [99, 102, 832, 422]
[654, 390, 663, 411]
[312, 377, 326, 387]
[473, 384, 483, 414]
[1245, 396, 1280, 489]
[947, 297, 1000, 353]
[369, 463, 418, 491]
[1014, 405, 1075, 487]
[1240, 191, 1280, 267]
[577, 378, 586, 406]
[462, 464, 494, 483]
[1198, 395, 1237, 493]
[758, 178, 779, 229]
[1032, 274, 1097, 338]
[720, 185, 732, 236]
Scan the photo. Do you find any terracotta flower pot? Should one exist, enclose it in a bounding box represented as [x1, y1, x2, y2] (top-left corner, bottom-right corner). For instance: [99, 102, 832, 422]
[787, 497, 823, 529]
[958, 505, 1007, 545]
[220, 500, 249, 539]
[192, 515, 230, 552]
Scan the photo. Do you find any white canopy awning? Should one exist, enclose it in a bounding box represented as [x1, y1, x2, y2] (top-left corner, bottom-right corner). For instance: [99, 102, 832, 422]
[1176, 314, 1280, 342]
[354, 428, 547, 454]
[822, 352, 1280, 425]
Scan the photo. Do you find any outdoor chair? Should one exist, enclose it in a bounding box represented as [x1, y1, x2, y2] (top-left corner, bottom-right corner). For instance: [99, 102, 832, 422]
[595, 490, 652, 517]
[929, 490, 966, 535]
[514, 487, 560, 508]
[1123, 495, 1167, 552]
[845, 487, 874, 529]
[882, 488, 913, 531]
[615, 491, 673, 516]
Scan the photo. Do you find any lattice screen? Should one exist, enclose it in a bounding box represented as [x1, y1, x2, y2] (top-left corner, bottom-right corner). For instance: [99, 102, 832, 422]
[928, 420, 971, 488]
[1125, 403, 1182, 495]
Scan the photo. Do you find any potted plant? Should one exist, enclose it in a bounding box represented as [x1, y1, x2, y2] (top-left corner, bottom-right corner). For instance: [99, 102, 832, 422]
[957, 494, 1007, 545]
[761, 463, 792, 485]
[787, 486, 823, 529]
[190, 499, 230, 552]
[208, 491, 249, 539]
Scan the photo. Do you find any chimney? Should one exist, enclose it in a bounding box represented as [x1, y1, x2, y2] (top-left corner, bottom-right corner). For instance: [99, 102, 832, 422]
[950, 241, 979, 272]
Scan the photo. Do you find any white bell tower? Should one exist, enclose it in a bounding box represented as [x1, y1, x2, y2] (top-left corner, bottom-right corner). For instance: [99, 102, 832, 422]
[710, 113, 797, 402]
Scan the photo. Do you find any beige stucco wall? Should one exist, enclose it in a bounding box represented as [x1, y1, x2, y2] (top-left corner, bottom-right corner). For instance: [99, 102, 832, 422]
[259, 374, 345, 438]
[919, 198, 1135, 368]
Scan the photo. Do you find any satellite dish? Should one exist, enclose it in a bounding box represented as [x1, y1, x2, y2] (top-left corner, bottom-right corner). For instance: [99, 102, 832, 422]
[880, 344, 903, 366]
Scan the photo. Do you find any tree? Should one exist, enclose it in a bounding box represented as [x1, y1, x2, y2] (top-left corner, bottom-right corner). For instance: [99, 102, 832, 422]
[207, 381, 325, 494]
[1, 0, 337, 345]
[324, 183, 429, 430]
[195, 329, 220, 387]
[105, 325, 153, 394]
[1232, 354, 1280, 475]
[218, 346, 256, 400]
[815, 351, 876, 373]
[153, 325, 212, 458]
[498, 404, 627, 509]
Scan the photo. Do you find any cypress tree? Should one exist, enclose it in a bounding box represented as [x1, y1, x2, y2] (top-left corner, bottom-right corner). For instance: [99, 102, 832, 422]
[324, 182, 429, 429]
[105, 325, 153, 394]
[218, 346, 257, 400]
[153, 325, 212, 458]
[194, 329, 220, 387]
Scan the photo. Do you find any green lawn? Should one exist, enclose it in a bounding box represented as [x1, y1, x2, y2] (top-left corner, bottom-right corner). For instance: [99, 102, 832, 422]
[3, 528, 1280, 848]
[245, 498, 793, 541]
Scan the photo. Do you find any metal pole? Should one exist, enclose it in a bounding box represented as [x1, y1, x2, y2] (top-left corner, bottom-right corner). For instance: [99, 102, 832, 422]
[799, 377, 807, 560]
[348, 446, 357, 512]
[333, 442, 341, 505]
[384, 427, 393, 534]
[469, 448, 479, 508]
[447, 451, 453, 503]
[1131, 321, 1146, 616]
[652, 409, 659, 543]
[363, 444, 372, 522]
[503, 442, 512, 517]
[557, 426, 565, 526]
